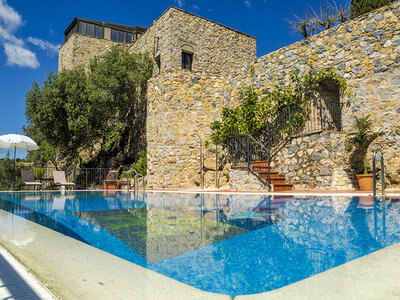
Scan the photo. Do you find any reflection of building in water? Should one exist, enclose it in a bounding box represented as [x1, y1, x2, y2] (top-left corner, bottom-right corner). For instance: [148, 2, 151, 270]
[70, 193, 292, 264]
[73, 203, 249, 264]
[274, 196, 400, 274]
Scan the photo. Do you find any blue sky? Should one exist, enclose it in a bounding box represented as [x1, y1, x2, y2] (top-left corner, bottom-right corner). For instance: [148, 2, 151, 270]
[0, 0, 346, 157]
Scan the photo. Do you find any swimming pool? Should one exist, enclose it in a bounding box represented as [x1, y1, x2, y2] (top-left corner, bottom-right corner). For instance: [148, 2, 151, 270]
[0, 191, 398, 296]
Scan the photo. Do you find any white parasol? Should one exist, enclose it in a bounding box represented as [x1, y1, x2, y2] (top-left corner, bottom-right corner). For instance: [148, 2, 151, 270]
[0, 134, 39, 190]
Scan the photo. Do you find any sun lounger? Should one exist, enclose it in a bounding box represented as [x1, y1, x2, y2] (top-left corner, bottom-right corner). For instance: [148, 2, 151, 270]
[103, 168, 121, 190]
[53, 171, 75, 190]
[20, 170, 42, 190]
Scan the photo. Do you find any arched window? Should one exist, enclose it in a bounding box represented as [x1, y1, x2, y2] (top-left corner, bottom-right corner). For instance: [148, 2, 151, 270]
[181, 44, 195, 70]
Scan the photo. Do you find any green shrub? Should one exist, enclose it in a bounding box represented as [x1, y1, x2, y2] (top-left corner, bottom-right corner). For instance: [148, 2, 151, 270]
[350, 0, 393, 19]
[210, 67, 350, 145]
[131, 151, 147, 176]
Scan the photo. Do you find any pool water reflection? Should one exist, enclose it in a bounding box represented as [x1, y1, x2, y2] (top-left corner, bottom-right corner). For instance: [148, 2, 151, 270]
[0, 191, 398, 296]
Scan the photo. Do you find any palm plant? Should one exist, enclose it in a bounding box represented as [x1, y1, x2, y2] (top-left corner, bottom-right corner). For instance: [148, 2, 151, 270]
[346, 115, 382, 174]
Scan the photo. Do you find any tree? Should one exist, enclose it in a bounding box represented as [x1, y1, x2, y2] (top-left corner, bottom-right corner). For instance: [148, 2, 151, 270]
[24, 47, 153, 167]
[350, 0, 392, 19]
[288, 1, 351, 39]
[87, 48, 152, 162]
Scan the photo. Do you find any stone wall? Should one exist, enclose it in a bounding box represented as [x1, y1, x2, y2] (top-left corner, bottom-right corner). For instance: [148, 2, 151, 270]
[222, 2, 400, 190]
[57, 3, 400, 190]
[233, 1, 400, 190]
[238, 1, 400, 134]
[146, 70, 228, 188]
[58, 33, 121, 71]
[271, 131, 355, 190]
[133, 7, 256, 75]
[132, 8, 172, 74]
[146, 2, 400, 190]
[230, 167, 268, 191]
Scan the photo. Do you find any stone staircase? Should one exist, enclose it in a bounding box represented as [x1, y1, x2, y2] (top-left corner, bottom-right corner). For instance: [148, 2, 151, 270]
[250, 161, 293, 191]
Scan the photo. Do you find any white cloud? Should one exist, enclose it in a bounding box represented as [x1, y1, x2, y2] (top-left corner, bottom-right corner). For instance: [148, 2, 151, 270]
[174, 0, 185, 8]
[0, 0, 59, 68]
[4, 43, 39, 68]
[192, 5, 200, 10]
[27, 37, 60, 55]
[244, 0, 251, 7]
[0, 26, 23, 45]
[0, 0, 22, 31]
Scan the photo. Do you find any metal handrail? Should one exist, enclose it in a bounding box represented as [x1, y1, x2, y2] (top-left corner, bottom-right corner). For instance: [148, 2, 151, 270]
[124, 169, 137, 193]
[229, 134, 271, 189]
[247, 134, 271, 189]
[372, 149, 385, 197]
[192, 133, 203, 189]
[134, 174, 145, 191]
[228, 97, 343, 190]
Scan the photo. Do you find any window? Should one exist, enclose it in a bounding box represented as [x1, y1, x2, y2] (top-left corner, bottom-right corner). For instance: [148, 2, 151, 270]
[155, 55, 161, 74]
[127, 33, 133, 44]
[87, 23, 94, 36]
[119, 31, 125, 43]
[95, 26, 103, 38]
[182, 52, 193, 70]
[111, 29, 118, 41]
[79, 21, 86, 35]
[104, 27, 111, 40]
[71, 23, 77, 34]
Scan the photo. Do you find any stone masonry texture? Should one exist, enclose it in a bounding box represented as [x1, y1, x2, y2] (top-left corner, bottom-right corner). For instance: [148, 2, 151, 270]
[58, 33, 122, 71]
[58, 3, 400, 190]
[144, 2, 400, 189]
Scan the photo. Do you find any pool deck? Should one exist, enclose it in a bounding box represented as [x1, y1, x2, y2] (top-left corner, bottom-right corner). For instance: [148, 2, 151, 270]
[0, 191, 400, 299]
[0, 245, 56, 300]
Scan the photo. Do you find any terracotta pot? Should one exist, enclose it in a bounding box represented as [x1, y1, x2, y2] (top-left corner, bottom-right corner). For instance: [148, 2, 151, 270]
[356, 174, 373, 191]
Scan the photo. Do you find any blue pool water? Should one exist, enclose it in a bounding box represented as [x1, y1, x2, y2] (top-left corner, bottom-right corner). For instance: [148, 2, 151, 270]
[0, 191, 399, 296]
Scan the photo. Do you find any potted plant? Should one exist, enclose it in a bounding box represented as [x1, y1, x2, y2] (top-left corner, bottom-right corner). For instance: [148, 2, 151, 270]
[346, 115, 383, 191]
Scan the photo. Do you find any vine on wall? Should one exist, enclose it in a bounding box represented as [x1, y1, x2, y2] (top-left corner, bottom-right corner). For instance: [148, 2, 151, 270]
[209, 67, 350, 145]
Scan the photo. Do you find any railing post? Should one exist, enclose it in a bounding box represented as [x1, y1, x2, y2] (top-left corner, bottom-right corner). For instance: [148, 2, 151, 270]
[373, 149, 385, 197]
[288, 105, 292, 138]
[73, 168, 76, 188]
[381, 152, 385, 195]
[215, 143, 218, 189]
[246, 135, 250, 174]
[267, 130, 271, 190]
[319, 96, 324, 130]
[373, 152, 377, 197]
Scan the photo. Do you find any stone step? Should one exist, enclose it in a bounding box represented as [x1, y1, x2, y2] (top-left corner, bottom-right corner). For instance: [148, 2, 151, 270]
[249, 160, 293, 191]
[269, 177, 287, 185]
[253, 169, 279, 177]
[273, 183, 293, 192]
[249, 161, 269, 167]
[257, 172, 283, 180]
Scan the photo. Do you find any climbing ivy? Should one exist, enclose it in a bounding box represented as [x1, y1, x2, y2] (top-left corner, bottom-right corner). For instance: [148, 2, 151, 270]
[210, 67, 350, 144]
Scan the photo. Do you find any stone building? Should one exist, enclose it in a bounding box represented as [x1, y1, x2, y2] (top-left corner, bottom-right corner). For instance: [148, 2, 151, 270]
[58, 3, 400, 190]
[59, 17, 146, 71]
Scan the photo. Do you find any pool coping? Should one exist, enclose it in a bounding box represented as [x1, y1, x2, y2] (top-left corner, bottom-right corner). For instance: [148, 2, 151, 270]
[1, 188, 399, 197]
[0, 209, 230, 300]
[0, 244, 57, 300]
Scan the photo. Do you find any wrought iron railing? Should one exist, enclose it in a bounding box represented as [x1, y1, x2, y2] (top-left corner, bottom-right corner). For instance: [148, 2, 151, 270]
[68, 168, 110, 190]
[229, 134, 271, 188]
[229, 97, 343, 189]
[256, 97, 342, 158]
[0, 165, 109, 190]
